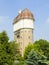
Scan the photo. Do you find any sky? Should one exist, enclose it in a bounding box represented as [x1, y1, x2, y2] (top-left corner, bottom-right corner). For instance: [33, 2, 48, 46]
[0, 0, 49, 41]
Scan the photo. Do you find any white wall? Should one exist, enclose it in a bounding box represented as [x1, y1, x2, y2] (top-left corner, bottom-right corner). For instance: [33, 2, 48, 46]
[13, 19, 34, 32]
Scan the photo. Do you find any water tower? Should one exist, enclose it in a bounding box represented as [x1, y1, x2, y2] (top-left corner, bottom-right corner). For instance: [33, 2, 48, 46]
[13, 8, 34, 56]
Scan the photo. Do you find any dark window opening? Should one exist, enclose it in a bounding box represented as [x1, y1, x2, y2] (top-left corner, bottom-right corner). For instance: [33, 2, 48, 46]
[17, 35, 20, 38]
[14, 30, 20, 38]
[28, 36, 30, 39]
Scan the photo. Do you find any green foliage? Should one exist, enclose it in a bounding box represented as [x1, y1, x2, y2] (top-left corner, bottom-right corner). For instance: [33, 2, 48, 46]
[33, 39, 49, 59]
[24, 43, 33, 59]
[0, 31, 20, 65]
[0, 31, 9, 44]
[26, 50, 49, 65]
[0, 31, 49, 65]
[24, 39, 49, 65]
[14, 56, 26, 65]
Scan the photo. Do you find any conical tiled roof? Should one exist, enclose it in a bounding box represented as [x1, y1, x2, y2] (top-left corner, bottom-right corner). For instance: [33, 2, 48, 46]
[13, 8, 34, 24]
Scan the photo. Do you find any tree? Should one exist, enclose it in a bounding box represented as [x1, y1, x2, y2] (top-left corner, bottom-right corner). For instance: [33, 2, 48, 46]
[24, 39, 49, 65]
[24, 43, 33, 59]
[0, 31, 20, 65]
[0, 31, 9, 44]
[26, 50, 49, 65]
[33, 39, 49, 59]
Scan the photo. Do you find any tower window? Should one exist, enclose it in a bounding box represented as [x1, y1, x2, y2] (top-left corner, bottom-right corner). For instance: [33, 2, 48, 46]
[17, 31, 20, 38]
[17, 35, 20, 38]
[28, 36, 30, 39]
[14, 30, 20, 38]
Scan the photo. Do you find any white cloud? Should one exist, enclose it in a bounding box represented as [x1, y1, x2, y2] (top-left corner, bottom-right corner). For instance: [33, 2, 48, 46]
[46, 18, 49, 22]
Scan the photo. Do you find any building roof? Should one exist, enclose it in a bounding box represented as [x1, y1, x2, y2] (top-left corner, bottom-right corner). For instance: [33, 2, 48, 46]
[13, 8, 34, 24]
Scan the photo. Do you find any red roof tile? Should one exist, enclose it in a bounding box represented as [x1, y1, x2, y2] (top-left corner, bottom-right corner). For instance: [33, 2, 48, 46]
[13, 8, 34, 24]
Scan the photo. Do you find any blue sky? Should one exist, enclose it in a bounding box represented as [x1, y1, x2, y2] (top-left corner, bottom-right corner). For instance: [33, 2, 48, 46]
[0, 0, 49, 41]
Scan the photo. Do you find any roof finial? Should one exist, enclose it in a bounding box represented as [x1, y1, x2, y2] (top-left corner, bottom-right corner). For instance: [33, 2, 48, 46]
[18, 10, 22, 14]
